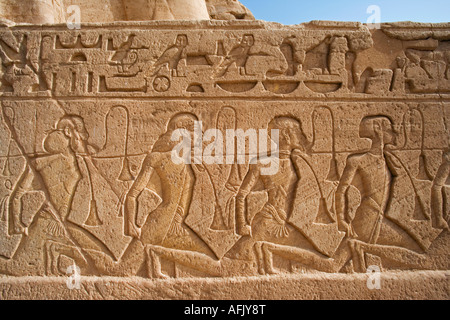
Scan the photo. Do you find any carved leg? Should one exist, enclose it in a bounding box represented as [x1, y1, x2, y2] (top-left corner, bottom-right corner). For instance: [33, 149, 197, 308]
[261, 242, 278, 275]
[258, 241, 349, 274]
[254, 242, 266, 275]
[349, 239, 431, 272]
[146, 245, 222, 278]
[145, 246, 168, 279]
[348, 239, 366, 273]
[11, 190, 27, 235]
[235, 197, 251, 236]
[45, 241, 57, 275]
[45, 240, 88, 276]
[431, 185, 450, 230]
[9, 168, 35, 235]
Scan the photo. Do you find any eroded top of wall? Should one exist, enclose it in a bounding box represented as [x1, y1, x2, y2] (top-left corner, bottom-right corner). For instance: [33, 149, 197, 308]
[0, 0, 254, 25]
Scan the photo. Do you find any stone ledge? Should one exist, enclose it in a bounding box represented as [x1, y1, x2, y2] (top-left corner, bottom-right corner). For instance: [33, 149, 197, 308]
[1, 20, 448, 30]
[0, 271, 448, 300]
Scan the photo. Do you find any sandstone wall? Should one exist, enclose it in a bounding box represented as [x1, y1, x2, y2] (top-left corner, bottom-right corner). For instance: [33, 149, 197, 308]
[0, 18, 448, 299]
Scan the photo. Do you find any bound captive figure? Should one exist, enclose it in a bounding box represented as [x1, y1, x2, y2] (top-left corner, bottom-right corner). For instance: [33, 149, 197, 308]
[335, 116, 434, 272]
[431, 149, 450, 230]
[257, 116, 433, 274]
[124, 113, 219, 278]
[125, 113, 198, 242]
[235, 116, 312, 238]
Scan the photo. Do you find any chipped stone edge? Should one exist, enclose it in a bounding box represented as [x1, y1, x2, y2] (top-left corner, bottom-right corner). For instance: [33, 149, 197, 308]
[0, 271, 448, 300]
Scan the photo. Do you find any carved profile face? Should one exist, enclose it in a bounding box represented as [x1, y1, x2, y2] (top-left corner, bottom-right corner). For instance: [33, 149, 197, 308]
[57, 116, 90, 154]
[360, 116, 395, 146]
[268, 116, 306, 150]
[167, 113, 198, 133]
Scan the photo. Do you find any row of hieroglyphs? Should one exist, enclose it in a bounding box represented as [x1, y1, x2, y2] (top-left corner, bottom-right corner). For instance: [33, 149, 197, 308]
[0, 22, 449, 97]
[0, 98, 448, 278]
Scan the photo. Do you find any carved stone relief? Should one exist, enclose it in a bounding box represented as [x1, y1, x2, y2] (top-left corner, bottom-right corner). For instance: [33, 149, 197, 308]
[0, 20, 449, 299]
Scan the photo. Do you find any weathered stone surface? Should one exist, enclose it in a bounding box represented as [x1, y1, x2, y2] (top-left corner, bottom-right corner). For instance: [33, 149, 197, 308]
[206, 0, 254, 21]
[0, 0, 60, 24]
[0, 271, 448, 300]
[0, 17, 449, 299]
[0, 0, 253, 24]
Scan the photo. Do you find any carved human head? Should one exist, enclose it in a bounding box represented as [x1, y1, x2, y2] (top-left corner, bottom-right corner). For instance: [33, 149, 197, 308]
[268, 116, 309, 151]
[359, 115, 395, 145]
[57, 115, 90, 153]
[167, 112, 199, 133]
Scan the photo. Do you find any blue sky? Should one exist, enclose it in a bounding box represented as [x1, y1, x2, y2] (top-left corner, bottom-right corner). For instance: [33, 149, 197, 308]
[239, 0, 449, 25]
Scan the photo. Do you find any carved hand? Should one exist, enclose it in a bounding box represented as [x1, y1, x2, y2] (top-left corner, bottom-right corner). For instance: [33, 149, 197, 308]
[337, 219, 351, 237]
[237, 224, 252, 237]
[124, 196, 141, 239]
[126, 220, 141, 239]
